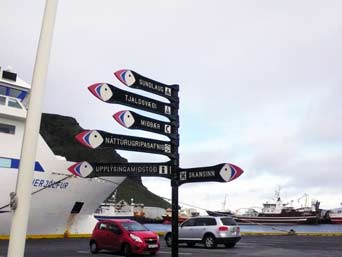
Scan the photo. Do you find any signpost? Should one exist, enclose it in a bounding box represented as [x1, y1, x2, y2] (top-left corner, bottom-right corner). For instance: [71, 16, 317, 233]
[74, 70, 244, 257]
[88, 83, 178, 120]
[114, 69, 179, 102]
[75, 129, 178, 158]
[68, 161, 172, 179]
[178, 163, 243, 185]
[113, 110, 178, 139]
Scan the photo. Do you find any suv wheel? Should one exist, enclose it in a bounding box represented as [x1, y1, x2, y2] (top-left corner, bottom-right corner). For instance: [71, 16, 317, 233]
[203, 234, 217, 249]
[123, 243, 132, 257]
[165, 233, 172, 247]
[90, 241, 99, 254]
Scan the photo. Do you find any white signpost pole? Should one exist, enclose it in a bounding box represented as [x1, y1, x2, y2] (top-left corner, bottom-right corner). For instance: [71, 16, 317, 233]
[7, 1, 58, 257]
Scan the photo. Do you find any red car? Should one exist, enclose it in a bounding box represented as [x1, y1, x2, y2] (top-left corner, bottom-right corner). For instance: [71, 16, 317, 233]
[90, 219, 160, 256]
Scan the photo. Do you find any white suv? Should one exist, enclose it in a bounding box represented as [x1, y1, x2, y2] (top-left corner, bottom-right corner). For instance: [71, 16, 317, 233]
[164, 216, 241, 249]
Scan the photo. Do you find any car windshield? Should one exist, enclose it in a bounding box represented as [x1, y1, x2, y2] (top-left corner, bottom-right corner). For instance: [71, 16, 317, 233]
[220, 218, 237, 225]
[121, 222, 148, 231]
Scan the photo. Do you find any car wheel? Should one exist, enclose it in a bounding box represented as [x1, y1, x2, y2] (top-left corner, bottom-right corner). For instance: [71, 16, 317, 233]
[123, 243, 132, 257]
[203, 234, 217, 249]
[165, 233, 172, 247]
[90, 241, 99, 254]
[187, 242, 195, 247]
[224, 242, 236, 248]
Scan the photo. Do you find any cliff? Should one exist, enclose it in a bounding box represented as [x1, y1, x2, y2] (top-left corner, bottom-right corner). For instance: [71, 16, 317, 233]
[40, 113, 170, 209]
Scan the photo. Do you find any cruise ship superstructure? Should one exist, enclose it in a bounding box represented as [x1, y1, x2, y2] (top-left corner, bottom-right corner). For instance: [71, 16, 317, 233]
[0, 67, 125, 238]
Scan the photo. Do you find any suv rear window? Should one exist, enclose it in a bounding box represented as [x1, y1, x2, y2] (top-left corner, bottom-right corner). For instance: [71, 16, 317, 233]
[220, 217, 237, 225]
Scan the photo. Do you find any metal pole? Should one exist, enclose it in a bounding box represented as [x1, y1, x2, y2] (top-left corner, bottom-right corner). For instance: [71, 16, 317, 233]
[171, 183, 179, 257]
[171, 99, 180, 257]
[7, 1, 58, 257]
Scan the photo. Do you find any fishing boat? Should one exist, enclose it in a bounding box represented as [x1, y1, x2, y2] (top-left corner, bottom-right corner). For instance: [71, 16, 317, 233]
[328, 203, 342, 224]
[94, 199, 144, 221]
[234, 190, 320, 224]
[206, 194, 233, 217]
[0, 67, 125, 237]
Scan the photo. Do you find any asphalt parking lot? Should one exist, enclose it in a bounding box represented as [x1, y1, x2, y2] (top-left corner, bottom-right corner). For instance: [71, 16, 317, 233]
[1, 235, 342, 257]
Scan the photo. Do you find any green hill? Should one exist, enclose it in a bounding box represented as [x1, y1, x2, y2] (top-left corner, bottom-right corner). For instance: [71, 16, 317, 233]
[40, 113, 170, 208]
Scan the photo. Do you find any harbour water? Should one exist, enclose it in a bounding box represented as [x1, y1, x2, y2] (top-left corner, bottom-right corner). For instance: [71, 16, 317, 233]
[145, 223, 342, 233]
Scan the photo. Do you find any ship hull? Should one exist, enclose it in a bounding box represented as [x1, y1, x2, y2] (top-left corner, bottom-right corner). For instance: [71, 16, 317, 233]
[234, 215, 318, 225]
[330, 218, 342, 224]
[0, 129, 125, 237]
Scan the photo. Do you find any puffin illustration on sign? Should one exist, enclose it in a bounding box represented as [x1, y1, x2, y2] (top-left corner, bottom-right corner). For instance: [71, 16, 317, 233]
[113, 110, 135, 128]
[68, 161, 93, 177]
[75, 130, 103, 149]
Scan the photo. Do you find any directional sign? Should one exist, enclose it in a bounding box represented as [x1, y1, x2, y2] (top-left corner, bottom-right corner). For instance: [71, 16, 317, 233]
[178, 163, 243, 185]
[113, 110, 178, 139]
[68, 161, 172, 178]
[75, 130, 178, 158]
[114, 69, 179, 102]
[88, 83, 178, 120]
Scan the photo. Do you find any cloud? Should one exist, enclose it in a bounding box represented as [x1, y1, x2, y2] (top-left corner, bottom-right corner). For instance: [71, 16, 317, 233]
[1, 0, 342, 211]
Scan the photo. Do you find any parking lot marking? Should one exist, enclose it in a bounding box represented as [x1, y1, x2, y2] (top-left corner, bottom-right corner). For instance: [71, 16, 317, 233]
[158, 250, 192, 255]
[77, 251, 117, 256]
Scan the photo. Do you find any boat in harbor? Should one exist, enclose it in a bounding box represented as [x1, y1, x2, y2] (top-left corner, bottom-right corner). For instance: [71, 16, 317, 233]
[206, 194, 233, 217]
[94, 199, 144, 221]
[328, 203, 342, 224]
[162, 207, 199, 224]
[94, 193, 165, 223]
[0, 67, 126, 237]
[234, 190, 321, 225]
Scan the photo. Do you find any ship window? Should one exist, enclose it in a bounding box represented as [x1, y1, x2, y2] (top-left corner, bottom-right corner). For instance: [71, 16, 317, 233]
[0, 157, 11, 168]
[0, 96, 5, 105]
[0, 123, 15, 134]
[0, 85, 6, 95]
[9, 88, 22, 98]
[8, 98, 22, 109]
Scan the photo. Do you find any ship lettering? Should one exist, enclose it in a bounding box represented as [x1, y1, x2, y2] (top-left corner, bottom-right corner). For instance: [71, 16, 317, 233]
[32, 179, 69, 189]
[139, 79, 164, 93]
[188, 170, 216, 179]
[124, 94, 157, 109]
[140, 119, 161, 130]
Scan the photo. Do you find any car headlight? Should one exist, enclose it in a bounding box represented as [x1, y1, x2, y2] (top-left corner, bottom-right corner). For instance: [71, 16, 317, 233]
[130, 233, 143, 243]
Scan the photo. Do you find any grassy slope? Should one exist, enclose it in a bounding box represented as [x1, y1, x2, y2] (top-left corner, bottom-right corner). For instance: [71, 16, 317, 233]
[40, 113, 170, 208]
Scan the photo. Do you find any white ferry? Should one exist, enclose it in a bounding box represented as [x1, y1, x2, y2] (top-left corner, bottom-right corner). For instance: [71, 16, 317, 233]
[0, 67, 125, 238]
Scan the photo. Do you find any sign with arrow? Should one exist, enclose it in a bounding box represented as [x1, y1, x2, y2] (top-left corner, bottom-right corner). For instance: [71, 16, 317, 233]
[88, 83, 178, 120]
[178, 163, 243, 185]
[75, 130, 178, 158]
[68, 161, 172, 178]
[113, 110, 178, 139]
[114, 69, 179, 102]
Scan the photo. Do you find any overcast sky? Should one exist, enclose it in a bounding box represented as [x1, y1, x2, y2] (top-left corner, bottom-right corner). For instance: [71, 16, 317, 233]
[1, 0, 341, 212]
